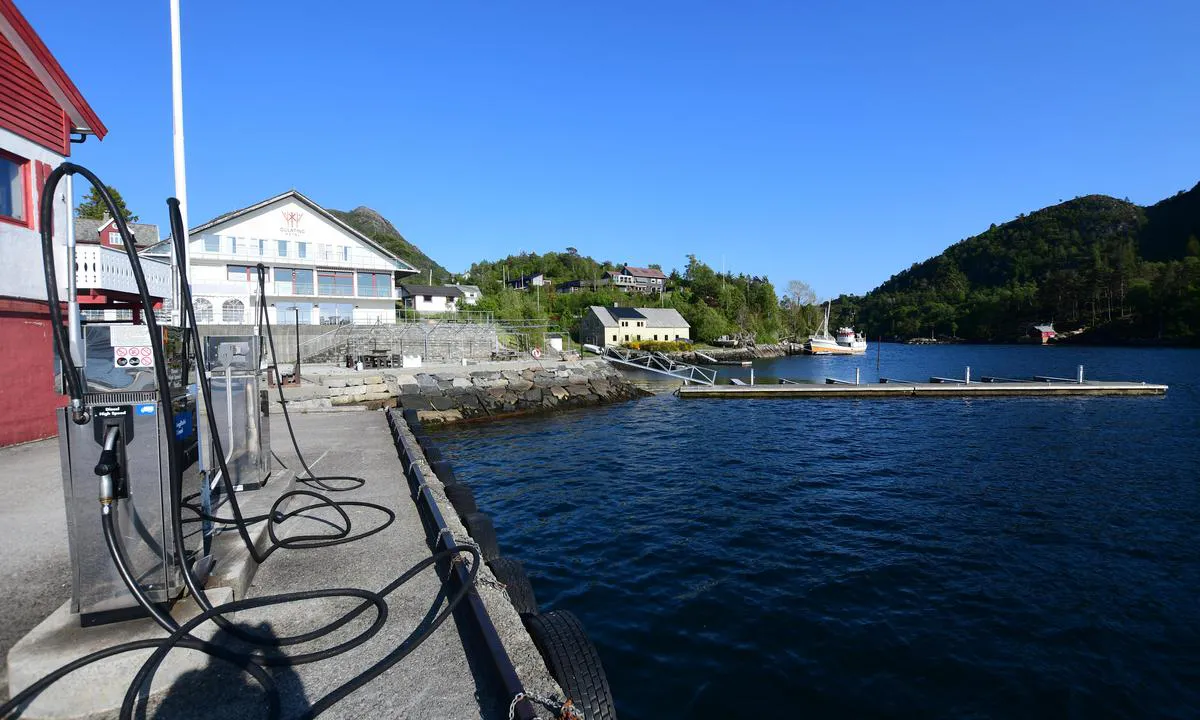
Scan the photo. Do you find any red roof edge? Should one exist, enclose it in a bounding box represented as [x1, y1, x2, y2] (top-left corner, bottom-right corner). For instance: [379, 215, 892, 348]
[0, 0, 107, 139]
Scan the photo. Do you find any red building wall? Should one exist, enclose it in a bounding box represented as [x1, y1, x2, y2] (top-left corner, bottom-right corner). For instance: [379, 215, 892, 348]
[0, 298, 63, 445]
[0, 30, 69, 155]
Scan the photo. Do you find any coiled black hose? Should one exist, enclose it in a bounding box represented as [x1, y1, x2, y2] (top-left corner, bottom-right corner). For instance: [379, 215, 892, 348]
[3, 165, 481, 719]
[254, 263, 365, 492]
[167, 198, 392, 565]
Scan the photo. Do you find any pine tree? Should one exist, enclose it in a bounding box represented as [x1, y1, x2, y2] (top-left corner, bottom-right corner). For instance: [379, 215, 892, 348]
[75, 185, 138, 223]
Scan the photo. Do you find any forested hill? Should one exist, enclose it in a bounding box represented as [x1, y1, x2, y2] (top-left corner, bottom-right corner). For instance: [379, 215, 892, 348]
[841, 183, 1200, 344]
[328, 206, 451, 282]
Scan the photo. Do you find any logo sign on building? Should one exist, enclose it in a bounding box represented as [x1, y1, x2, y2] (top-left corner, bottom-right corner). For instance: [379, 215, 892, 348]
[280, 210, 305, 237]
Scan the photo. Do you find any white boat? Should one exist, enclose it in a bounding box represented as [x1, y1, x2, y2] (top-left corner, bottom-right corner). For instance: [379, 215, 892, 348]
[835, 326, 868, 353]
[805, 302, 867, 355]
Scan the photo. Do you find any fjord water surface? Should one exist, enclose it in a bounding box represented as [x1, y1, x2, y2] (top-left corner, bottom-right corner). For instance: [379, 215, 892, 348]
[430, 345, 1200, 719]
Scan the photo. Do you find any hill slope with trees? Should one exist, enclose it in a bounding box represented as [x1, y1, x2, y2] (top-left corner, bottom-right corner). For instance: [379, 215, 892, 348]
[836, 183, 1200, 344]
[465, 251, 782, 343]
[328, 206, 451, 283]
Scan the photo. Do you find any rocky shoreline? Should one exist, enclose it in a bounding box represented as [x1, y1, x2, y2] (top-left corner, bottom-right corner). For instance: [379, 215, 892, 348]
[275, 359, 649, 425]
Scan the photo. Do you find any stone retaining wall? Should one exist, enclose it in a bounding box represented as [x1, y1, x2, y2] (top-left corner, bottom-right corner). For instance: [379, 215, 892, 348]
[273, 359, 648, 424]
[668, 342, 801, 362]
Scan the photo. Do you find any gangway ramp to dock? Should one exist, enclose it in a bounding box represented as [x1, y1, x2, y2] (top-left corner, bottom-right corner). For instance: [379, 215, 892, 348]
[599, 346, 717, 385]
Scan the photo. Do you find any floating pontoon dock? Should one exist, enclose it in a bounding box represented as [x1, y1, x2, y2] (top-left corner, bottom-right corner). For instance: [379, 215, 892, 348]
[678, 380, 1167, 399]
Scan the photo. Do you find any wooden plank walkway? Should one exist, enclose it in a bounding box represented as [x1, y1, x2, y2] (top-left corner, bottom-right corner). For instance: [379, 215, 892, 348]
[678, 381, 1167, 399]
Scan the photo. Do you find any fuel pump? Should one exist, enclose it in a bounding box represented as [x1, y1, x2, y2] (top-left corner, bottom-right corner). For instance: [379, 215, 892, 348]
[56, 324, 211, 625]
[202, 335, 272, 491]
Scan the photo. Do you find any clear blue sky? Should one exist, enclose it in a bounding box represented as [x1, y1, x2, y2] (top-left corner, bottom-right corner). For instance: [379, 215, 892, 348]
[27, 0, 1200, 298]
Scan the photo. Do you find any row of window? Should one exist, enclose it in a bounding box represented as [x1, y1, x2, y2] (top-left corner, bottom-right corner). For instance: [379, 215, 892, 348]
[190, 298, 358, 325]
[201, 235, 356, 263]
[193, 298, 247, 324]
[612, 275, 663, 284]
[619, 320, 645, 327]
[612, 334, 671, 342]
[225, 265, 392, 297]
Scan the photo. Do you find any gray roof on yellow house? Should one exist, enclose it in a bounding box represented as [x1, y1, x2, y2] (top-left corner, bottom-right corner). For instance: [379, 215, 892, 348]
[587, 306, 688, 327]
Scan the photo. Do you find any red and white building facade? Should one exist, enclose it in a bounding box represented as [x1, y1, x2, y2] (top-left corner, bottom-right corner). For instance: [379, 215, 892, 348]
[0, 0, 107, 446]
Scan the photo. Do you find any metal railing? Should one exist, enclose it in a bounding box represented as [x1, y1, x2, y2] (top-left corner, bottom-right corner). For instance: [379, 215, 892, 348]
[598, 346, 716, 385]
[396, 308, 496, 324]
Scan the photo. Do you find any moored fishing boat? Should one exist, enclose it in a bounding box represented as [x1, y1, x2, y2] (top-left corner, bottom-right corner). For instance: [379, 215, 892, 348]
[805, 302, 867, 355]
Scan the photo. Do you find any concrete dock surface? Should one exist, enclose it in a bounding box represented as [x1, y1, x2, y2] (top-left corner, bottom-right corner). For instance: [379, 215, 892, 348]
[1, 409, 559, 718]
[0, 438, 71, 701]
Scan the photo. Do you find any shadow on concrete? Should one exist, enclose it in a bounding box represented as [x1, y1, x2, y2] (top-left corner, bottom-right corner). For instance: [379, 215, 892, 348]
[147, 621, 310, 719]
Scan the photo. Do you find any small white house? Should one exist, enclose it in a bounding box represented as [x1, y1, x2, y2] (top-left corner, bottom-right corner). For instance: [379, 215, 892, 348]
[506, 272, 547, 290]
[400, 284, 464, 313]
[453, 284, 482, 305]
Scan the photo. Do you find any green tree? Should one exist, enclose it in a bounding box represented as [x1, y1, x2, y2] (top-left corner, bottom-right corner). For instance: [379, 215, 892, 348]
[75, 184, 138, 223]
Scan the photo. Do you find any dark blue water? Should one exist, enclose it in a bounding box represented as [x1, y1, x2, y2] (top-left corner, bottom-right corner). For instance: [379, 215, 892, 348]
[430, 345, 1200, 719]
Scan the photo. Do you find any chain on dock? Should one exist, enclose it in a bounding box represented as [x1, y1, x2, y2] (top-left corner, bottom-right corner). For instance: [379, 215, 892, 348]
[509, 691, 584, 720]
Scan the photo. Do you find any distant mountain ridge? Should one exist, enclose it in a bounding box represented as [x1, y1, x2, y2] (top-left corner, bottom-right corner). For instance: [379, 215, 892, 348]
[842, 182, 1200, 344]
[329, 206, 451, 283]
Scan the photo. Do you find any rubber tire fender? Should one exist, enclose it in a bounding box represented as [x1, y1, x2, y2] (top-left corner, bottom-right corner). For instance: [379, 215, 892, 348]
[522, 610, 617, 720]
[429, 460, 457, 485]
[487, 557, 538, 614]
[442, 482, 479, 517]
[462, 512, 500, 561]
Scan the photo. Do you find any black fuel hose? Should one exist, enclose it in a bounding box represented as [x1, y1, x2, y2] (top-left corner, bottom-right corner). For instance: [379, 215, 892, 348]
[254, 263, 366, 492]
[0, 545, 477, 720]
[4, 166, 483, 719]
[167, 201, 392, 565]
[101, 504, 177, 633]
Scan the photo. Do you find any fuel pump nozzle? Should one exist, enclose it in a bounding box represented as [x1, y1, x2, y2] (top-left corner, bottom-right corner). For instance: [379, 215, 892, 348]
[95, 425, 122, 505]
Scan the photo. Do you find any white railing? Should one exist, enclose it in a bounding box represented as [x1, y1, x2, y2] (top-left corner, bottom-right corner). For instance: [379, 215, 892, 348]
[192, 233, 406, 272]
[76, 245, 172, 299]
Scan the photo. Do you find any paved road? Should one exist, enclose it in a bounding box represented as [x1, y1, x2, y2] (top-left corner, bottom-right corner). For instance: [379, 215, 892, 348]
[0, 437, 70, 702]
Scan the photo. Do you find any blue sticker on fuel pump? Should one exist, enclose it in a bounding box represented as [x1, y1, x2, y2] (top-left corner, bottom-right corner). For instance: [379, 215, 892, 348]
[174, 410, 194, 439]
[135, 403, 157, 416]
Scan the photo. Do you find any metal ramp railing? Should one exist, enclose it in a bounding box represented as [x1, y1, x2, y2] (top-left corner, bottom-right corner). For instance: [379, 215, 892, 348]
[599, 347, 716, 385]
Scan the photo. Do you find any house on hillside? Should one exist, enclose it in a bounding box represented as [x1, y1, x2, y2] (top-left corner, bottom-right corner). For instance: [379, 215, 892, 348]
[581, 306, 690, 347]
[400, 284, 463, 314]
[556, 279, 587, 293]
[453, 284, 482, 305]
[598, 265, 667, 294]
[1031, 323, 1057, 344]
[506, 272, 547, 290]
[172, 190, 419, 325]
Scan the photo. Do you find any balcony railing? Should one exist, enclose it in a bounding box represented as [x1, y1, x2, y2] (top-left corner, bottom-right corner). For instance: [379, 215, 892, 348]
[194, 233, 408, 271]
[76, 245, 172, 299]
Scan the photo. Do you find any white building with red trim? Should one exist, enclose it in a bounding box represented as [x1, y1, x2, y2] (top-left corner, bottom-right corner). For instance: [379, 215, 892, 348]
[0, 0, 107, 447]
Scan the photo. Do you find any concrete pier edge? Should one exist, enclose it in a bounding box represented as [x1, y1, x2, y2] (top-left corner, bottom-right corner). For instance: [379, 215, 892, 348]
[386, 410, 566, 719]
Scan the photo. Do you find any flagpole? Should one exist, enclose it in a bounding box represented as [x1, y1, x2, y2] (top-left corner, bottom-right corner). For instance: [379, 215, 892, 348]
[169, 0, 190, 325]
